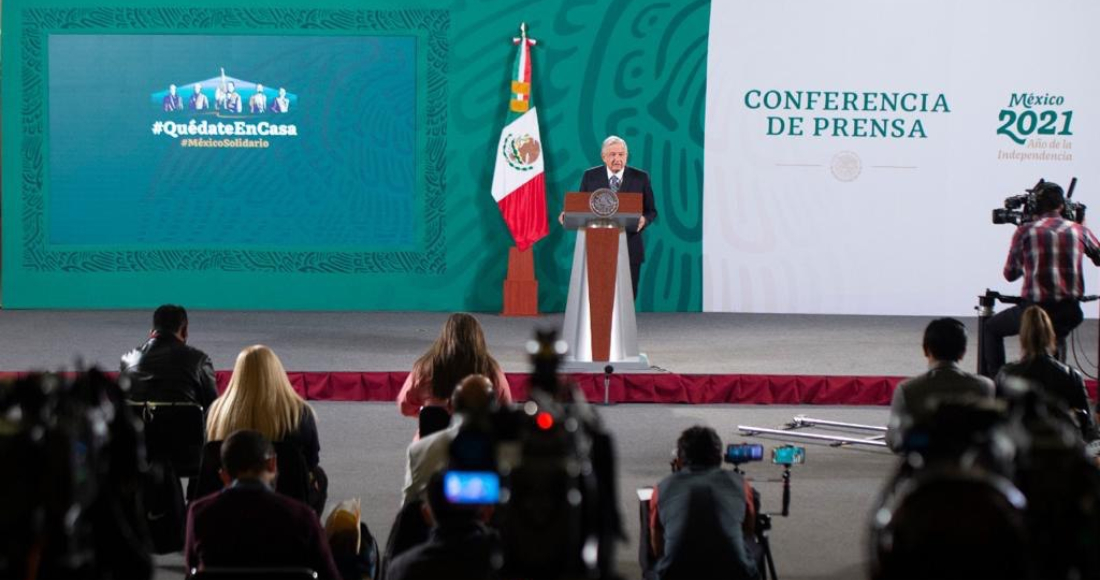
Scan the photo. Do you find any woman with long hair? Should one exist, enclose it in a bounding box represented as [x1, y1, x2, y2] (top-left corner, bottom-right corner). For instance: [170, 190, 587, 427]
[1019, 305, 1058, 361]
[397, 313, 512, 419]
[996, 305, 1095, 436]
[207, 345, 321, 470]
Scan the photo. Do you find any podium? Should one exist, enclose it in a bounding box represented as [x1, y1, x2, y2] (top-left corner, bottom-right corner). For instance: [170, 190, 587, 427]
[560, 190, 650, 371]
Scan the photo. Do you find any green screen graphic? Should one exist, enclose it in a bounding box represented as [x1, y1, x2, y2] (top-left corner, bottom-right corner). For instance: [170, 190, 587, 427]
[2, 0, 709, 312]
[48, 34, 417, 249]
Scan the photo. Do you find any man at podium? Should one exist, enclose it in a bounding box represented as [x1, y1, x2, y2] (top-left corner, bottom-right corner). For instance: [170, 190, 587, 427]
[558, 136, 654, 368]
[576, 135, 657, 298]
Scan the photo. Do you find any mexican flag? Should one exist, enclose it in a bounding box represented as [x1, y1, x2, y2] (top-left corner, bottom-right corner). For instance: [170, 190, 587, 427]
[490, 24, 548, 252]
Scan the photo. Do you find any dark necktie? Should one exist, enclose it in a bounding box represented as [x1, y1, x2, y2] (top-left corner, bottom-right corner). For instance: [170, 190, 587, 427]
[609, 175, 621, 193]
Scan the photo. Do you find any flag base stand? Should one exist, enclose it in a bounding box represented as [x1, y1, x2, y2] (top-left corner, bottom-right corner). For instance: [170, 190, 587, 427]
[503, 246, 539, 317]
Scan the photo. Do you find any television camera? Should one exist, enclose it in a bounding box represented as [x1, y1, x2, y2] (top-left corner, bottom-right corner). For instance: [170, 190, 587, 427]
[443, 329, 621, 580]
[0, 370, 150, 579]
[992, 177, 1085, 226]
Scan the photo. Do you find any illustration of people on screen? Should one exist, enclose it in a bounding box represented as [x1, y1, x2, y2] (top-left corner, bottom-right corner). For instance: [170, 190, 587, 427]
[272, 87, 291, 113]
[163, 84, 183, 112]
[215, 67, 229, 111]
[249, 83, 267, 114]
[223, 81, 242, 113]
[190, 83, 209, 110]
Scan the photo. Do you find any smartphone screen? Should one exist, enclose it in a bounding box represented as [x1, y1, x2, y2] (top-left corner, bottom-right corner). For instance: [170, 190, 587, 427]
[443, 471, 501, 504]
[725, 443, 764, 463]
[771, 445, 806, 465]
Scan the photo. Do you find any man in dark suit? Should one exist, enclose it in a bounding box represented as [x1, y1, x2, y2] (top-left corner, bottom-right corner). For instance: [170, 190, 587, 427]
[885, 318, 994, 452]
[184, 430, 341, 579]
[562, 135, 658, 298]
[120, 304, 218, 408]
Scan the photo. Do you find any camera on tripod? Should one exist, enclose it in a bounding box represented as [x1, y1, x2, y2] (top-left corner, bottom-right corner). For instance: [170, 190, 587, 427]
[992, 177, 1085, 226]
[442, 329, 621, 580]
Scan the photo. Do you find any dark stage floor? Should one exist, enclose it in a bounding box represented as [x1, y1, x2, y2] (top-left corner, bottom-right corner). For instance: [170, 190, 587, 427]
[3, 310, 1096, 378]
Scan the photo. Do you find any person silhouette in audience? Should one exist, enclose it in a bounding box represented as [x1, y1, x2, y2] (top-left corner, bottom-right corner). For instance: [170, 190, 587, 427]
[121, 304, 217, 408]
[885, 318, 995, 452]
[996, 305, 1096, 438]
[397, 313, 512, 435]
[185, 430, 341, 579]
[386, 472, 500, 580]
[649, 426, 759, 580]
[121, 307, 218, 552]
[403, 374, 495, 505]
[206, 345, 326, 512]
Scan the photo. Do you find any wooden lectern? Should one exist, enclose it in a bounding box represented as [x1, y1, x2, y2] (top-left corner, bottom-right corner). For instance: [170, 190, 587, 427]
[560, 190, 650, 370]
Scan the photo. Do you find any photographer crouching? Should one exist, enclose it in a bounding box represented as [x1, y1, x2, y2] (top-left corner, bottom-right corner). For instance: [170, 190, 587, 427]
[984, 181, 1100, 378]
[648, 426, 760, 580]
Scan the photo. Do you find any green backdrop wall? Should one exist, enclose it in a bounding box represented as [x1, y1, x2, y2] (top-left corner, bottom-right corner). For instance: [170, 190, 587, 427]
[1, 0, 709, 312]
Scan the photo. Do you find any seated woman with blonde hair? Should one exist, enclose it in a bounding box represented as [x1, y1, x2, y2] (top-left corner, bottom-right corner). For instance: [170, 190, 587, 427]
[397, 313, 512, 425]
[206, 345, 325, 509]
[995, 305, 1096, 438]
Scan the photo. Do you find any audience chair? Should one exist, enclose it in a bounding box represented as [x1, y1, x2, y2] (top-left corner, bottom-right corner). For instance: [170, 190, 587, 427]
[128, 400, 205, 476]
[418, 406, 451, 438]
[190, 441, 225, 501]
[272, 440, 313, 507]
[381, 499, 431, 574]
[189, 567, 317, 580]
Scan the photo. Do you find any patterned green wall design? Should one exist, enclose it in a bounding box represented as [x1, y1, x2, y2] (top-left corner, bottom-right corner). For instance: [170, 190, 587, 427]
[448, 0, 709, 313]
[1, 0, 709, 312]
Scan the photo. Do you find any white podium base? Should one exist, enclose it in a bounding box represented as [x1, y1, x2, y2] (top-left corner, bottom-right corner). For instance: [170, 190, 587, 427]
[560, 353, 651, 373]
[562, 228, 645, 364]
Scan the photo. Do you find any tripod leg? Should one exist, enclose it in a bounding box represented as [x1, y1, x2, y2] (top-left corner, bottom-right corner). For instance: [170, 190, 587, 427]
[758, 533, 778, 580]
[977, 310, 988, 376]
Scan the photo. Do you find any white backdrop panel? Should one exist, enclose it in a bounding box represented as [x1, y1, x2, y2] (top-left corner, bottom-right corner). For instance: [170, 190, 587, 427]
[703, 0, 1100, 316]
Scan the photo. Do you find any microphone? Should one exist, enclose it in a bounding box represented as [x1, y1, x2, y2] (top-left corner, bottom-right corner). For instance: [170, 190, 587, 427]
[603, 365, 614, 405]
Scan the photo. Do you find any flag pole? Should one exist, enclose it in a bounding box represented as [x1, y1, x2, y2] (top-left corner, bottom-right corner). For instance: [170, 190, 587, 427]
[502, 22, 540, 317]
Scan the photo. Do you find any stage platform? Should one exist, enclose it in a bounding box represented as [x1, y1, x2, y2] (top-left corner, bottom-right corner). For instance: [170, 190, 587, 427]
[1, 310, 1097, 404]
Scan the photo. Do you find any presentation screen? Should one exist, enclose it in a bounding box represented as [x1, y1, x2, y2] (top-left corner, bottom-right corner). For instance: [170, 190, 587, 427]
[703, 0, 1100, 316]
[47, 34, 417, 249]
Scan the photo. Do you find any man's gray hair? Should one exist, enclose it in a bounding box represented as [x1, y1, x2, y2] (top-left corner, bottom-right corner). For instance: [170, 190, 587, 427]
[602, 135, 628, 154]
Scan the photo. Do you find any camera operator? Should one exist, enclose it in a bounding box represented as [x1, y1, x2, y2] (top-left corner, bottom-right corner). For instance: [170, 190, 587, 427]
[648, 426, 759, 580]
[387, 472, 500, 580]
[997, 305, 1097, 440]
[984, 182, 1100, 378]
[402, 374, 496, 506]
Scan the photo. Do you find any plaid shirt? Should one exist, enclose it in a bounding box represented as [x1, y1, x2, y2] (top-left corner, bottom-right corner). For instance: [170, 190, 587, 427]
[1004, 213, 1100, 302]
